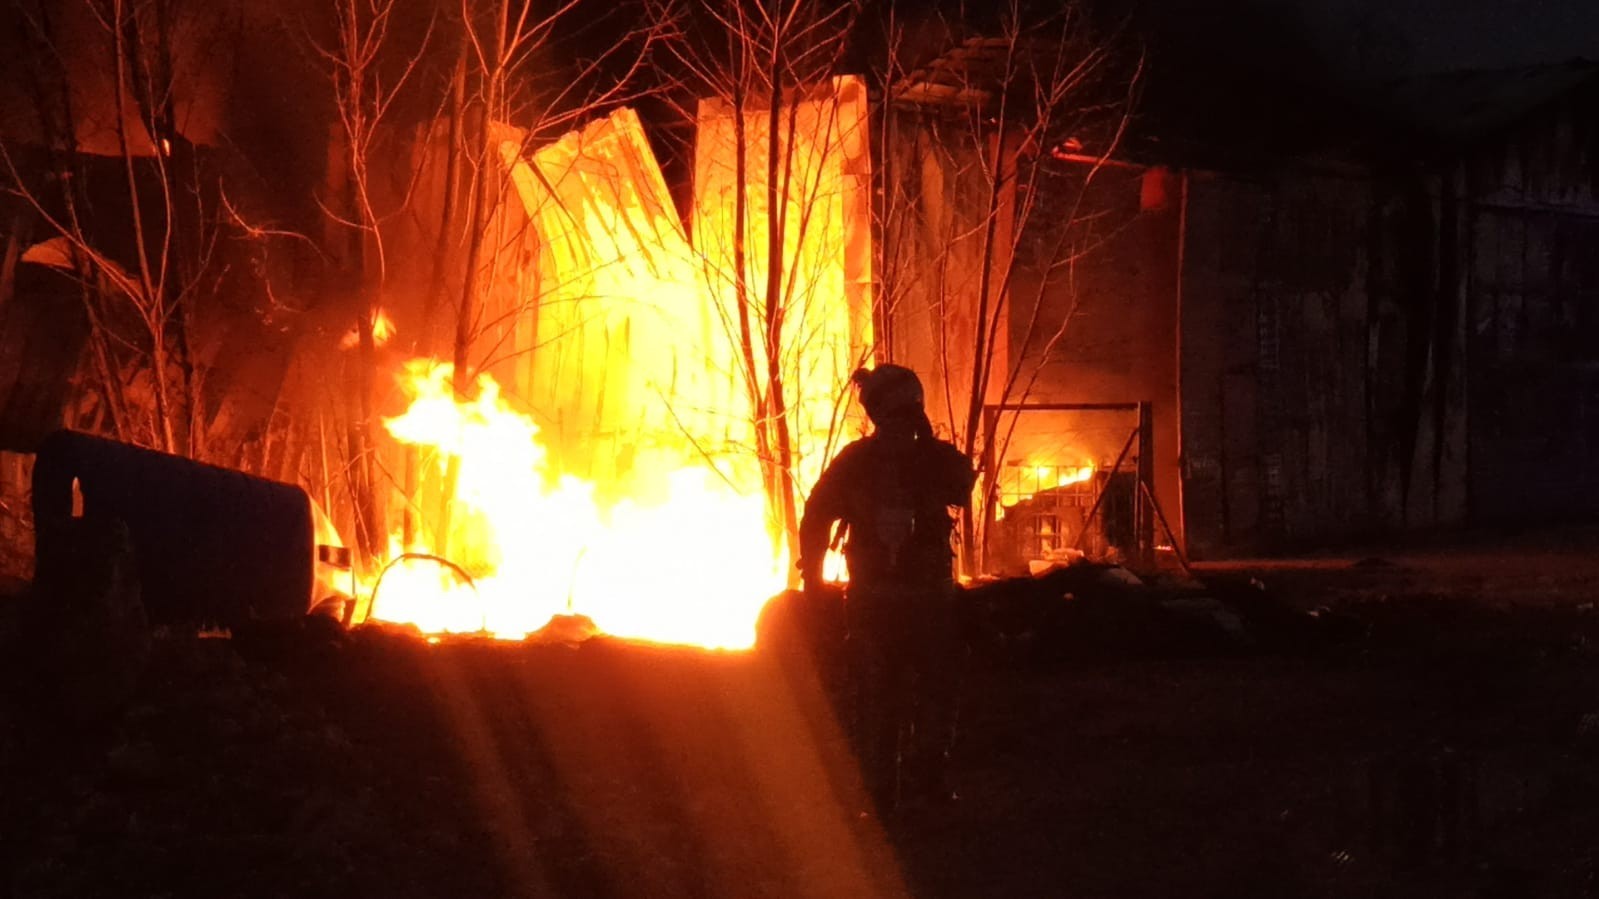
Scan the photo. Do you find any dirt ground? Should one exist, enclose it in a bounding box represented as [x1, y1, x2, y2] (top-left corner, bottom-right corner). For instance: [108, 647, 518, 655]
[6, 528, 1599, 898]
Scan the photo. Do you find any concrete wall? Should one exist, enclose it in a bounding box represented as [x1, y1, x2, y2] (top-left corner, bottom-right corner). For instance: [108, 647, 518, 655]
[1461, 86, 1599, 525]
[1182, 172, 1370, 555]
[1178, 169, 1472, 557]
[887, 82, 1599, 561]
[1004, 164, 1183, 548]
[878, 112, 1017, 443]
[909, 97, 1599, 561]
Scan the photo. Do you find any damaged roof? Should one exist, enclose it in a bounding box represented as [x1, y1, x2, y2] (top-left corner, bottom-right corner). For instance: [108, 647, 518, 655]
[891, 0, 1599, 177]
[883, 5, 1392, 174]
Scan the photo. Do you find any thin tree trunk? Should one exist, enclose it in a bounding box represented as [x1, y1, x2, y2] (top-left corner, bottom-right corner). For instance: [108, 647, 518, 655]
[425, 46, 468, 348]
[334, 114, 385, 563]
[453, 104, 490, 392]
[402, 44, 468, 548]
[729, 77, 774, 535]
[108, 0, 175, 453]
[437, 52, 497, 557]
[963, 124, 1008, 459]
[762, 67, 800, 576]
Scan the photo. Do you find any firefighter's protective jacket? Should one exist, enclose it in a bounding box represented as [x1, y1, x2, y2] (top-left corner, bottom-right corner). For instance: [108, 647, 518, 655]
[798, 431, 975, 590]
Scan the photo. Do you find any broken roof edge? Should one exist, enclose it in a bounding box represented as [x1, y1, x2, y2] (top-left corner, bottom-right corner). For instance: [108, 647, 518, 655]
[1031, 61, 1599, 180]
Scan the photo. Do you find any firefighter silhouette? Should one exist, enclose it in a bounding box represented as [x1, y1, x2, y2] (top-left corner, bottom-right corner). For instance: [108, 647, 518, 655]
[798, 364, 976, 812]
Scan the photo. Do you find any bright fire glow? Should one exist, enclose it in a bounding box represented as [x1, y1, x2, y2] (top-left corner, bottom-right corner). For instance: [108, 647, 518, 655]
[995, 461, 1096, 521]
[356, 87, 872, 651]
[365, 361, 786, 650]
[1003, 461, 1096, 506]
[341, 309, 396, 350]
[1055, 465, 1096, 488]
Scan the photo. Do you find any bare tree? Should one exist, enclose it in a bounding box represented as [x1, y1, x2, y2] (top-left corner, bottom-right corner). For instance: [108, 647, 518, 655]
[640, 0, 1141, 576]
[446, 0, 669, 382]
[652, 0, 875, 575]
[325, 0, 672, 561]
[307, 0, 436, 562]
[296, 0, 667, 564]
[872, 0, 1143, 569]
[1, 0, 238, 459]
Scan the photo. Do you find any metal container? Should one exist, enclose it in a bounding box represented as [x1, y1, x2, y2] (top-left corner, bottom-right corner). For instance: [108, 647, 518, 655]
[31, 430, 341, 627]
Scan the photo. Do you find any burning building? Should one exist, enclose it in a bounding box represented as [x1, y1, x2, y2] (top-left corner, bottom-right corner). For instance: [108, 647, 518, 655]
[278, 80, 879, 648]
[3, 0, 1597, 647]
[0, 0, 898, 648]
[0, 0, 1145, 648]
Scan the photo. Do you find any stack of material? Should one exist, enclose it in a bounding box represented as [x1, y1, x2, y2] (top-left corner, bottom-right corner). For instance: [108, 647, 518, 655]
[963, 562, 1360, 666]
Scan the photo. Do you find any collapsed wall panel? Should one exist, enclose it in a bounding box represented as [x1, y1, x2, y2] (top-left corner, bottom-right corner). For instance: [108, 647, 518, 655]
[493, 108, 756, 499]
[487, 84, 874, 501]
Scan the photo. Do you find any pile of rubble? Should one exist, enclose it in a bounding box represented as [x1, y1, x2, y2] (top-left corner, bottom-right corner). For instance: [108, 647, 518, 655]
[758, 561, 1366, 668]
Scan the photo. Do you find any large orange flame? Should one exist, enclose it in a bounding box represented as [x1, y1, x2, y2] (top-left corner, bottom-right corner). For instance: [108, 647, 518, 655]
[358, 84, 873, 649]
[364, 360, 786, 650]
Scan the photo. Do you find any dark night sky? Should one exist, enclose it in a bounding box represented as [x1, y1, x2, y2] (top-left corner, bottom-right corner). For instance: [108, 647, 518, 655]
[1288, 0, 1599, 78]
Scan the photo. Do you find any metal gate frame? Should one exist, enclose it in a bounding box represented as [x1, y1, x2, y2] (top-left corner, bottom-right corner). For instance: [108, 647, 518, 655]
[978, 401, 1156, 573]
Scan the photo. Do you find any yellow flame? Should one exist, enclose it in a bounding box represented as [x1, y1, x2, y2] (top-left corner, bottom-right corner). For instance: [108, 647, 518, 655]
[1057, 465, 1095, 487]
[1001, 461, 1097, 509]
[360, 87, 874, 649]
[365, 361, 784, 650]
[341, 308, 396, 350]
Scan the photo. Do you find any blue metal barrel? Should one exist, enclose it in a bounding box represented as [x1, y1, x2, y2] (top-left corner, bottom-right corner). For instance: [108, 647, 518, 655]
[31, 430, 319, 627]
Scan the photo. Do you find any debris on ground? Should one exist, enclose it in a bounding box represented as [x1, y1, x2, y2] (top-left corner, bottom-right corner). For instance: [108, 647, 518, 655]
[6, 535, 1599, 897]
[960, 560, 1363, 666]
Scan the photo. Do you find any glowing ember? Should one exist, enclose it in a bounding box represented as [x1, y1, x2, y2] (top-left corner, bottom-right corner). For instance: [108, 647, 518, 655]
[364, 360, 785, 650]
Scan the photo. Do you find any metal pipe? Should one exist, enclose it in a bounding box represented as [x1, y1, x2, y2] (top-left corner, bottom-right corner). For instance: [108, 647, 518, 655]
[1173, 168, 1190, 557]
